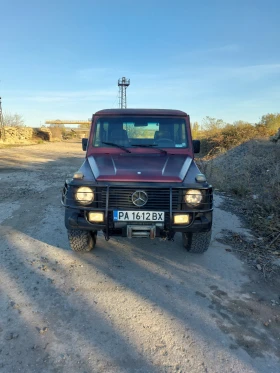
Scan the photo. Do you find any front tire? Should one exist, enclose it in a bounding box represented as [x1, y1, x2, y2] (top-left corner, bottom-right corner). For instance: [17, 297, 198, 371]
[182, 231, 211, 253]
[68, 229, 96, 252]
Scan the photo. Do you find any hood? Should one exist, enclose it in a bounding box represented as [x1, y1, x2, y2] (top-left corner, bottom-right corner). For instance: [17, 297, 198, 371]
[88, 154, 193, 182]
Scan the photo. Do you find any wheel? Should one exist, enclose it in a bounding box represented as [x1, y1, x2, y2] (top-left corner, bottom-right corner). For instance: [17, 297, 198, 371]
[182, 231, 211, 253]
[67, 229, 97, 252]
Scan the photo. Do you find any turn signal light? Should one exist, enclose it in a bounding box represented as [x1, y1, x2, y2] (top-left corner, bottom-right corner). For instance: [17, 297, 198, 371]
[73, 172, 84, 179]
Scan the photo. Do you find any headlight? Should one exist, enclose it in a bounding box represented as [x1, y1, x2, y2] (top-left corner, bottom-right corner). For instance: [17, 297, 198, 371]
[184, 189, 203, 206]
[75, 187, 94, 204]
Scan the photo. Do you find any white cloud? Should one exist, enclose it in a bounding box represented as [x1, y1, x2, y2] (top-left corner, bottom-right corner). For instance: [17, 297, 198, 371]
[20, 88, 117, 103]
[226, 63, 280, 80]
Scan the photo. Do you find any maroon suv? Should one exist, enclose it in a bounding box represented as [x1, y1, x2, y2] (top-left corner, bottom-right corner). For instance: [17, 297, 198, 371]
[62, 109, 213, 253]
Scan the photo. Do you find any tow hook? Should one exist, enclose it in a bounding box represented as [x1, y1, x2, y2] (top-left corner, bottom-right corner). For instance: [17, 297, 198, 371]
[103, 231, 110, 241]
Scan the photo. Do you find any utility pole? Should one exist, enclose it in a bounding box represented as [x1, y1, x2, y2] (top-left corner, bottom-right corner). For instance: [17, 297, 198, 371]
[118, 77, 130, 108]
[0, 97, 5, 141]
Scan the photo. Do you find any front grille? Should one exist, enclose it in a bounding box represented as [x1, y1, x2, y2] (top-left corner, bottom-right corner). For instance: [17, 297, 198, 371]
[63, 185, 213, 212]
[99, 188, 179, 210]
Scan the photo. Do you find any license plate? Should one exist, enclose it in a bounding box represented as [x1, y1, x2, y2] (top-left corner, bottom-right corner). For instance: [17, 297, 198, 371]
[113, 211, 165, 222]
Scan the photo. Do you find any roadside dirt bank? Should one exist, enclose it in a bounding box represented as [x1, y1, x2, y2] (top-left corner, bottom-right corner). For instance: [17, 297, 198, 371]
[0, 141, 279, 373]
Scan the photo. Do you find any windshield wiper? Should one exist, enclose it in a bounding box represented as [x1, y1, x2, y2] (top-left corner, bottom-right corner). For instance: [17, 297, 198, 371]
[102, 142, 131, 153]
[132, 144, 167, 154]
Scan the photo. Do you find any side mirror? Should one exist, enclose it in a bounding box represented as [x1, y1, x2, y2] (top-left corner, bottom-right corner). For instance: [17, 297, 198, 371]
[82, 138, 88, 151]
[193, 140, 200, 154]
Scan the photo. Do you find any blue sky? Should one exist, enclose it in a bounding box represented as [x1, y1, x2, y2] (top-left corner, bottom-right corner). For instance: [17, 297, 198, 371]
[1, 0, 280, 127]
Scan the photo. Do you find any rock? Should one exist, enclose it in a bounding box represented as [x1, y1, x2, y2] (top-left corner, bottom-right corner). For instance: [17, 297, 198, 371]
[37, 327, 48, 334]
[272, 258, 280, 267]
[0, 127, 34, 143]
[5, 332, 19, 340]
[11, 302, 20, 310]
[256, 264, 262, 271]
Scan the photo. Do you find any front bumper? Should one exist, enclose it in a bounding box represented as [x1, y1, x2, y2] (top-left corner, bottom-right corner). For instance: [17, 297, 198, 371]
[62, 184, 213, 239]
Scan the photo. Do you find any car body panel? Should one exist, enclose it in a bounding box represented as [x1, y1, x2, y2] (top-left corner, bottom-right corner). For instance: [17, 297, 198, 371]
[87, 154, 193, 182]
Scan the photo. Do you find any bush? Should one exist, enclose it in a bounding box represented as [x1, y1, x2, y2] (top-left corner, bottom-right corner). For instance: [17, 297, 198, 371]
[259, 113, 280, 132]
[48, 125, 65, 139]
[197, 121, 273, 157]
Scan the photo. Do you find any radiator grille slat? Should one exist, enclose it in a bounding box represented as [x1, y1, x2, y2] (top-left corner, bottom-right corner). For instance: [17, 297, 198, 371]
[98, 188, 179, 210]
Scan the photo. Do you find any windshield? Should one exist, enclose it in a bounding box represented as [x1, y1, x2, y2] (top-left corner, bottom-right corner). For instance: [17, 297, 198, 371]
[92, 116, 188, 148]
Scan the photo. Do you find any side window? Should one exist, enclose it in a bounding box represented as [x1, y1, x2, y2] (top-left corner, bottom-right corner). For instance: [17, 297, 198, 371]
[174, 122, 187, 147]
[93, 121, 109, 146]
[175, 123, 183, 143]
[124, 122, 135, 139]
[102, 122, 109, 142]
[94, 121, 101, 146]
[174, 123, 179, 142]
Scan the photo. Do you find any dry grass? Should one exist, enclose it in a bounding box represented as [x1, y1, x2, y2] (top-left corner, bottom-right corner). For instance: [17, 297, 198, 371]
[197, 140, 280, 243]
[48, 126, 65, 139]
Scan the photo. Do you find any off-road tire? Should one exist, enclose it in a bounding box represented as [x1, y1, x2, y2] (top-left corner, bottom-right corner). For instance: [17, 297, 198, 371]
[68, 229, 96, 252]
[182, 231, 211, 253]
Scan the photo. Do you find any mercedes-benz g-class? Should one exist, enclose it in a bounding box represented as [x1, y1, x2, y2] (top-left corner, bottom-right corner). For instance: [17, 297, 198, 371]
[62, 109, 213, 253]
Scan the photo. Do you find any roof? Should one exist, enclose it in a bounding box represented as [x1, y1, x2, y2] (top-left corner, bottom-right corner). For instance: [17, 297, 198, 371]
[94, 108, 188, 116]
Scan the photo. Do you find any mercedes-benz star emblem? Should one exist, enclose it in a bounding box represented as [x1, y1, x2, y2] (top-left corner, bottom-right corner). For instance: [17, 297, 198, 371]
[131, 190, 148, 207]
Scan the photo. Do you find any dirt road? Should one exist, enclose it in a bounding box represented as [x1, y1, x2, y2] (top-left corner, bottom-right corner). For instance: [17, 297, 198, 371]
[0, 141, 279, 373]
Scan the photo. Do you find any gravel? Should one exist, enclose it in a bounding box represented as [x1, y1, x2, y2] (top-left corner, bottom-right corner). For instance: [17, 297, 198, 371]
[0, 140, 279, 373]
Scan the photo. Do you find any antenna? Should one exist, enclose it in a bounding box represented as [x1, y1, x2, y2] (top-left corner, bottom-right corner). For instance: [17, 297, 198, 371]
[118, 77, 130, 108]
[0, 97, 5, 141]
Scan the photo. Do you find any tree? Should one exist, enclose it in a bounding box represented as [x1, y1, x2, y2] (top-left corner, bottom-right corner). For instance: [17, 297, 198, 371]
[191, 121, 200, 138]
[202, 116, 226, 131]
[232, 120, 253, 127]
[259, 113, 280, 131]
[3, 113, 24, 127]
